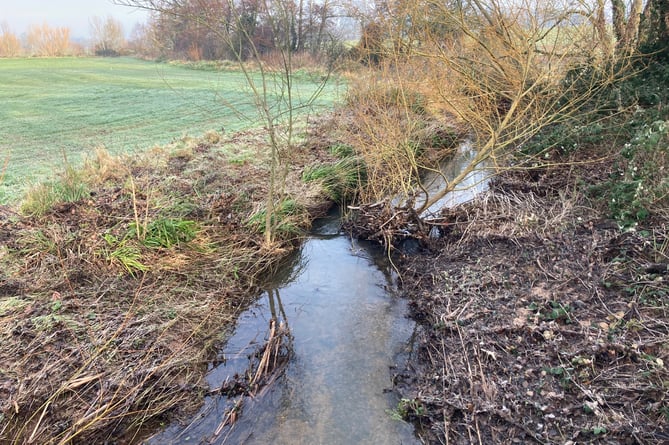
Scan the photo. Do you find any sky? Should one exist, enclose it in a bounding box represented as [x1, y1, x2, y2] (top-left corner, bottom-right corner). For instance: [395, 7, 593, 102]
[0, 0, 150, 39]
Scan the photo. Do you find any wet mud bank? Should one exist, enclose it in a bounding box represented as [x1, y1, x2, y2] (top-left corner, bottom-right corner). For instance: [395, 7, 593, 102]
[394, 167, 669, 443]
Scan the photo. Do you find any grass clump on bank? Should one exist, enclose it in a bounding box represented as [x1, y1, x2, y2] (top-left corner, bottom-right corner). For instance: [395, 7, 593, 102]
[302, 156, 367, 203]
[0, 128, 332, 444]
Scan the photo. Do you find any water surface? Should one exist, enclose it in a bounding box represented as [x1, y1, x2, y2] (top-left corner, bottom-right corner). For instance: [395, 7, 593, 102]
[148, 221, 419, 445]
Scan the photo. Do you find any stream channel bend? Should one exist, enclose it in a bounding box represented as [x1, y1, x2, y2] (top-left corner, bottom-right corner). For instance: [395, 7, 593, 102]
[148, 143, 488, 444]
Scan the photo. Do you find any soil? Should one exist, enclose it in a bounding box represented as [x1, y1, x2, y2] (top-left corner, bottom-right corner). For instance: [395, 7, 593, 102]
[393, 163, 669, 444]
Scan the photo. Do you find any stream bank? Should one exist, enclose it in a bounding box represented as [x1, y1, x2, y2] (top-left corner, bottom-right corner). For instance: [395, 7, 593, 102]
[394, 165, 669, 443]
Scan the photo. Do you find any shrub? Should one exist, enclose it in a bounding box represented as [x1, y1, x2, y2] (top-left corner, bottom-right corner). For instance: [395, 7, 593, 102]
[591, 119, 669, 226]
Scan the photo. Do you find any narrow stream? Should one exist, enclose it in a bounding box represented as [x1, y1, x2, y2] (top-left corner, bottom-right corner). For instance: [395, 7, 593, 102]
[147, 212, 420, 444]
[147, 142, 489, 444]
[418, 140, 490, 216]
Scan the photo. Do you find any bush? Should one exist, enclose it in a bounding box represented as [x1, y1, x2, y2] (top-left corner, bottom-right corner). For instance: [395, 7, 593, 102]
[95, 48, 120, 57]
[591, 119, 669, 226]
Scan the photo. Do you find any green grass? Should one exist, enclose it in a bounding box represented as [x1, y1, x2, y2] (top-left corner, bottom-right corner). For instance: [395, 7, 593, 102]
[0, 57, 340, 204]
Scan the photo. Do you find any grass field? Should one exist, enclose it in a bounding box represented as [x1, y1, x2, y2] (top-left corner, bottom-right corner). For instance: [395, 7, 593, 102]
[0, 57, 340, 204]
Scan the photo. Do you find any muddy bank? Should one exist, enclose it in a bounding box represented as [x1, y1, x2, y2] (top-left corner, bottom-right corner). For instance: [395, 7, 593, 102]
[395, 165, 669, 443]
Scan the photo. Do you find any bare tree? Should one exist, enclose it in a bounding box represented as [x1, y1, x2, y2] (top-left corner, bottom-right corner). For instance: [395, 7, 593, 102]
[0, 22, 22, 57]
[89, 15, 127, 56]
[611, 0, 644, 54]
[117, 0, 336, 245]
[127, 21, 161, 57]
[345, 0, 627, 217]
[26, 23, 71, 56]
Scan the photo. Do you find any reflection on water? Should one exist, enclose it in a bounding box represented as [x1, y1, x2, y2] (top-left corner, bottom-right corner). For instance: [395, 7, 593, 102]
[148, 233, 419, 445]
[418, 140, 490, 216]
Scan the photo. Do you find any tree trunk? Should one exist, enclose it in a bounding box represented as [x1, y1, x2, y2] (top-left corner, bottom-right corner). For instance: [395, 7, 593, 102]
[592, 0, 614, 58]
[639, 0, 669, 56]
[612, 0, 643, 54]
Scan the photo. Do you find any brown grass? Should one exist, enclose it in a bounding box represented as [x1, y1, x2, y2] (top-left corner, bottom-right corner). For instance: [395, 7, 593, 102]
[0, 128, 332, 444]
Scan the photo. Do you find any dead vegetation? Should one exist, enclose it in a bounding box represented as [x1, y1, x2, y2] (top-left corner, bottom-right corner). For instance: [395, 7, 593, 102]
[0, 129, 332, 444]
[395, 161, 669, 444]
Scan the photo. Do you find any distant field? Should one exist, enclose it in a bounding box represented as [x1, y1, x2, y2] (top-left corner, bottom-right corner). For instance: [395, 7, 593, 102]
[0, 57, 340, 204]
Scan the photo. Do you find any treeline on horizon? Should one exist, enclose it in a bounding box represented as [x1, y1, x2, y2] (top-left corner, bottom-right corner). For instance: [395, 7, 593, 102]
[0, 0, 359, 60]
[1, 0, 668, 67]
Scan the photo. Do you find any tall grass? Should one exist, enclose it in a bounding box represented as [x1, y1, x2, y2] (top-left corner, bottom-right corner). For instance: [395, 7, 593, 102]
[0, 57, 339, 204]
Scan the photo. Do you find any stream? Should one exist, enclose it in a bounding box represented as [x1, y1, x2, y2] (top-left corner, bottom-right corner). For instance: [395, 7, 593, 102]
[147, 212, 421, 444]
[147, 143, 488, 444]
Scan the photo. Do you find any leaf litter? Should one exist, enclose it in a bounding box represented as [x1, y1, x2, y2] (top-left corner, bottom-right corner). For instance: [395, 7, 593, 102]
[395, 163, 669, 444]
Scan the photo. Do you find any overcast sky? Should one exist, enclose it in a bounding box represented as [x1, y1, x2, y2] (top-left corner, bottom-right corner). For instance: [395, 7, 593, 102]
[1, 0, 150, 38]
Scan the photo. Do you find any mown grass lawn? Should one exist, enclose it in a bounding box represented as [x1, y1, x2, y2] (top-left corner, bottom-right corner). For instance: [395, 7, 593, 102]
[0, 57, 339, 204]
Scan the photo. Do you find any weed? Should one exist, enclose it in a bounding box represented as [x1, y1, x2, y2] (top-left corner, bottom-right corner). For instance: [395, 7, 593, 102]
[660, 406, 669, 421]
[102, 233, 148, 276]
[328, 143, 355, 158]
[528, 301, 573, 323]
[51, 300, 62, 312]
[30, 314, 64, 332]
[130, 218, 199, 249]
[388, 397, 427, 421]
[20, 167, 89, 217]
[0, 297, 30, 316]
[391, 398, 427, 420]
[544, 366, 574, 389]
[546, 301, 573, 323]
[591, 426, 608, 436]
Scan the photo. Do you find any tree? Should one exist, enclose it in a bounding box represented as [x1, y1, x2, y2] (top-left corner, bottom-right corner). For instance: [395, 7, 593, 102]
[0, 22, 22, 57]
[117, 0, 336, 245]
[89, 15, 126, 56]
[127, 21, 160, 57]
[26, 23, 71, 56]
[611, 0, 644, 54]
[639, 0, 669, 56]
[344, 0, 627, 220]
[119, 0, 339, 61]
